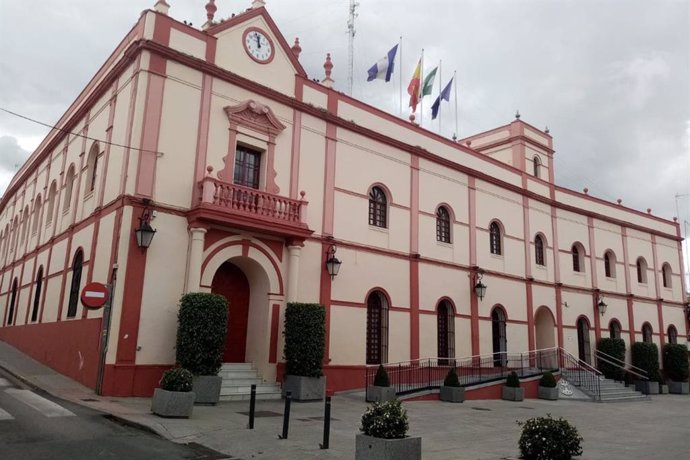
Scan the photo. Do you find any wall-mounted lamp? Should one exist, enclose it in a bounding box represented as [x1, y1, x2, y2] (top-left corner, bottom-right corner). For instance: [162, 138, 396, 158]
[596, 295, 608, 316]
[325, 244, 342, 280]
[134, 200, 156, 250]
[472, 269, 487, 301]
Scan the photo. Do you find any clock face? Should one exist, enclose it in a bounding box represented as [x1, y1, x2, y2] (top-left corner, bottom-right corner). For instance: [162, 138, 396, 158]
[244, 29, 273, 63]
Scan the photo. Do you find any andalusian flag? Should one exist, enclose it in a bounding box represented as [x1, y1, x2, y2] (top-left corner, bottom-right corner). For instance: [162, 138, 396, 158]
[407, 58, 422, 111]
[421, 67, 438, 98]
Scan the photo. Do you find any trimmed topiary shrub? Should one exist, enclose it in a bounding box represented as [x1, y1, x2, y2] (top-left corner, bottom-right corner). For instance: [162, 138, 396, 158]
[360, 400, 409, 439]
[631, 342, 660, 381]
[506, 371, 520, 388]
[443, 368, 461, 387]
[176, 293, 228, 376]
[540, 371, 557, 388]
[373, 364, 390, 387]
[160, 368, 193, 392]
[663, 343, 689, 382]
[596, 338, 626, 380]
[283, 303, 325, 377]
[518, 414, 583, 460]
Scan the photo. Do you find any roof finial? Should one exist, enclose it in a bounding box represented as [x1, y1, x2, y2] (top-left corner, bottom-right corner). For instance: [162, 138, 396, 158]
[322, 53, 334, 88]
[515, 110, 521, 120]
[252, 0, 266, 9]
[545, 126, 550, 134]
[154, 0, 170, 15]
[291, 38, 302, 59]
[203, 0, 217, 30]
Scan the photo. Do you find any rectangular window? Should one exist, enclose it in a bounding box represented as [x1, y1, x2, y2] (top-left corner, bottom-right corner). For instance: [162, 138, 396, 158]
[233, 146, 261, 189]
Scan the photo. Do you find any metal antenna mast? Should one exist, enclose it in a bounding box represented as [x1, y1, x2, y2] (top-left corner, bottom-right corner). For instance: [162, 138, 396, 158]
[347, 0, 359, 95]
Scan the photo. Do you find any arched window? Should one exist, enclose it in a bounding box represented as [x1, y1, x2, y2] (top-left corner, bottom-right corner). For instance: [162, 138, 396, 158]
[20, 205, 30, 246]
[368, 186, 388, 228]
[667, 325, 678, 344]
[609, 319, 622, 339]
[533, 156, 541, 178]
[66, 249, 84, 318]
[534, 234, 545, 266]
[31, 266, 43, 323]
[604, 251, 616, 278]
[85, 143, 99, 195]
[576, 317, 591, 364]
[572, 244, 583, 272]
[661, 263, 672, 288]
[636, 257, 648, 284]
[6, 278, 18, 326]
[366, 290, 389, 364]
[642, 323, 653, 344]
[46, 181, 57, 225]
[437, 300, 455, 364]
[489, 221, 502, 255]
[63, 164, 76, 211]
[491, 307, 507, 367]
[32, 195, 42, 235]
[436, 206, 451, 243]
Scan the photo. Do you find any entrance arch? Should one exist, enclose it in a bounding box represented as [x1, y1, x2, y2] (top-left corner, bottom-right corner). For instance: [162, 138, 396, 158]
[212, 262, 250, 362]
[576, 316, 592, 364]
[534, 306, 556, 350]
[491, 306, 507, 367]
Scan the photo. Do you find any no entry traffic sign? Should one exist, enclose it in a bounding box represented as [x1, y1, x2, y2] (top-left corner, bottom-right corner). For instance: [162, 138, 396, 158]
[81, 282, 110, 309]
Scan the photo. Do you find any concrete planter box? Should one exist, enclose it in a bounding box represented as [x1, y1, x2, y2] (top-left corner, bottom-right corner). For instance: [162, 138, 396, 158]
[192, 375, 222, 405]
[668, 381, 690, 394]
[151, 388, 195, 418]
[635, 381, 659, 395]
[366, 385, 397, 403]
[502, 386, 524, 401]
[659, 384, 669, 394]
[355, 434, 422, 460]
[538, 386, 559, 400]
[282, 375, 325, 401]
[439, 386, 465, 403]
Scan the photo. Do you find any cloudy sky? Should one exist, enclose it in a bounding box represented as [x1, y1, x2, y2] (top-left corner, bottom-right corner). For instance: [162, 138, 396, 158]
[1, 0, 689, 275]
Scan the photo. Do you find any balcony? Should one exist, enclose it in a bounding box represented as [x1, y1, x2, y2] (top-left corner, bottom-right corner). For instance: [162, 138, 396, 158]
[188, 177, 312, 239]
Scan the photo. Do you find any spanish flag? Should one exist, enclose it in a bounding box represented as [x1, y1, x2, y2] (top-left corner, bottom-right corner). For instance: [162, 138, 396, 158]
[407, 58, 422, 112]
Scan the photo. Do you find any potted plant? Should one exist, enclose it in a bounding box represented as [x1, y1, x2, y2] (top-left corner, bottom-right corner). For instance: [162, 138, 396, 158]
[439, 367, 464, 403]
[176, 293, 228, 405]
[663, 343, 690, 394]
[657, 369, 669, 394]
[282, 303, 326, 401]
[356, 400, 421, 460]
[538, 371, 559, 400]
[502, 371, 524, 401]
[631, 342, 660, 395]
[596, 338, 626, 381]
[366, 364, 396, 402]
[151, 367, 195, 418]
[518, 414, 583, 460]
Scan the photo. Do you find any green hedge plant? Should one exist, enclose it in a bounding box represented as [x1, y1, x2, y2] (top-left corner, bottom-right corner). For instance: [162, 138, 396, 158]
[518, 414, 583, 460]
[596, 338, 626, 380]
[283, 303, 325, 377]
[176, 293, 228, 376]
[160, 368, 193, 392]
[539, 372, 557, 388]
[631, 342, 660, 381]
[373, 364, 390, 387]
[360, 400, 409, 439]
[506, 371, 521, 388]
[443, 368, 461, 387]
[663, 343, 689, 382]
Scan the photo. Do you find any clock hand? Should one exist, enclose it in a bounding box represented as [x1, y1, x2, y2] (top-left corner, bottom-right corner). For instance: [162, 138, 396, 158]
[256, 34, 261, 49]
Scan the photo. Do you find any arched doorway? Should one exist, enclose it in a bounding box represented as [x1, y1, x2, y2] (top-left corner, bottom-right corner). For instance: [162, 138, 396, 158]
[534, 307, 555, 350]
[212, 261, 250, 362]
[437, 300, 455, 365]
[491, 306, 507, 367]
[366, 290, 389, 365]
[576, 317, 591, 364]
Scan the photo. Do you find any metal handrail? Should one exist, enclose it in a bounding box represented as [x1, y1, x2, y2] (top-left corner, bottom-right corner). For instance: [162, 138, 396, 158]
[595, 354, 649, 381]
[594, 349, 648, 376]
[558, 347, 602, 376]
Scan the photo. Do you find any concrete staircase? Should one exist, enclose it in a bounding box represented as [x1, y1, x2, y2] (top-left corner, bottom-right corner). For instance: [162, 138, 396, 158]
[218, 363, 282, 401]
[582, 377, 648, 402]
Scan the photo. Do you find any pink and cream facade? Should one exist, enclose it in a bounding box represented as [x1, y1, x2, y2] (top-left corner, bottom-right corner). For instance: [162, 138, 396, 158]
[0, 2, 687, 396]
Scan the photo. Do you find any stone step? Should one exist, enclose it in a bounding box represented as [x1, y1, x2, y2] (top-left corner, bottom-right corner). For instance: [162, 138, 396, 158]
[220, 385, 281, 395]
[219, 391, 282, 401]
[221, 378, 264, 387]
[220, 363, 255, 371]
[599, 395, 649, 403]
[218, 369, 260, 379]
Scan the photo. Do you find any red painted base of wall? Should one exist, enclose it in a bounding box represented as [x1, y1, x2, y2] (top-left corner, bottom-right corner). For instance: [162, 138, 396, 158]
[277, 363, 366, 393]
[100, 364, 170, 397]
[404, 376, 559, 401]
[0, 318, 102, 389]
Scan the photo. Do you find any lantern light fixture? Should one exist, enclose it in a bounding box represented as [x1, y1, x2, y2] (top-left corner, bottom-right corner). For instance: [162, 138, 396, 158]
[134, 200, 157, 250]
[325, 244, 342, 280]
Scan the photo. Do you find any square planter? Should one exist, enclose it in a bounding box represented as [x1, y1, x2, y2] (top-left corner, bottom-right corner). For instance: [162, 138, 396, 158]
[355, 434, 422, 460]
[366, 385, 397, 403]
[659, 384, 669, 394]
[439, 386, 465, 403]
[502, 386, 524, 402]
[538, 386, 559, 400]
[151, 388, 195, 418]
[282, 375, 325, 401]
[635, 380, 659, 395]
[192, 375, 222, 405]
[668, 381, 689, 394]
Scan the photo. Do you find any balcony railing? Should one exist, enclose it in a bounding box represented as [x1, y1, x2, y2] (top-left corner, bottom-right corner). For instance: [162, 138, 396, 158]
[199, 177, 309, 228]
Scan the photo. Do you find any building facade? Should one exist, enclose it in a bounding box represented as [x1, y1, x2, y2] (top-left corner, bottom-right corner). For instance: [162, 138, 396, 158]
[0, 1, 687, 396]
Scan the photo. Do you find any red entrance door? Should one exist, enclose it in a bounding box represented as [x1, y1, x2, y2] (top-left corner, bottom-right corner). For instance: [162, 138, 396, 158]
[211, 262, 250, 362]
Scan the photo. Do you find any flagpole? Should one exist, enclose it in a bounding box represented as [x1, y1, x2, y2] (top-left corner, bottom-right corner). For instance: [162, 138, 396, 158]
[420, 48, 424, 127]
[399, 36, 403, 117]
[438, 60, 442, 133]
[453, 70, 458, 140]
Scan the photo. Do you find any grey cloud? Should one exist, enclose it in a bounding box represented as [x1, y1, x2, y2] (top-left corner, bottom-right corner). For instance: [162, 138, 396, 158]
[0, 136, 30, 172]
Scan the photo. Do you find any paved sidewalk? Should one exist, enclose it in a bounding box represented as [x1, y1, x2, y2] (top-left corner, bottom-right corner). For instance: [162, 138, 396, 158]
[1, 340, 688, 459]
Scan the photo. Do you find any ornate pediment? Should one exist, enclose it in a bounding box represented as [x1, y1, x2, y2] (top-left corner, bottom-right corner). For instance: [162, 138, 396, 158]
[223, 100, 286, 137]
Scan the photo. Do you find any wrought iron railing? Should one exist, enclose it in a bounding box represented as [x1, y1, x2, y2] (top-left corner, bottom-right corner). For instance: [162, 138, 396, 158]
[594, 349, 648, 382]
[558, 349, 602, 400]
